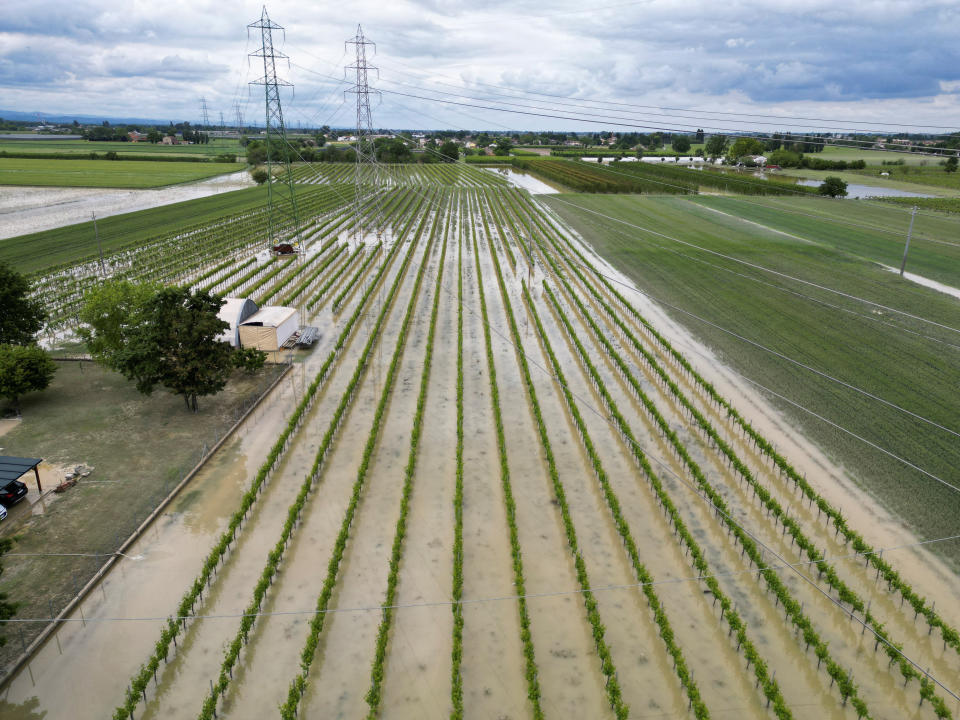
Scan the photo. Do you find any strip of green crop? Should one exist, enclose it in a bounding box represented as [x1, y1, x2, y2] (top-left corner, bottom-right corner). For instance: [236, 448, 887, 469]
[547, 230, 953, 717]
[281, 243, 347, 306]
[478, 190, 517, 270]
[542, 280, 794, 718]
[543, 260, 870, 718]
[197, 192, 435, 720]
[468, 190, 545, 720]
[279, 191, 439, 720]
[364, 196, 450, 717]
[331, 243, 384, 311]
[306, 243, 366, 310]
[110, 192, 417, 720]
[522, 282, 710, 719]
[220, 256, 276, 296]
[450, 190, 466, 720]
[483, 211, 629, 718]
[259, 241, 338, 305]
[195, 255, 250, 292]
[534, 196, 960, 688]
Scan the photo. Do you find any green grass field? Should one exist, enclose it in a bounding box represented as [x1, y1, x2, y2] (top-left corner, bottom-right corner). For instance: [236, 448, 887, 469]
[0, 137, 243, 158]
[685, 195, 960, 286]
[776, 166, 960, 196]
[0, 186, 271, 274]
[814, 145, 945, 165]
[0, 360, 284, 670]
[545, 193, 960, 561]
[0, 157, 245, 188]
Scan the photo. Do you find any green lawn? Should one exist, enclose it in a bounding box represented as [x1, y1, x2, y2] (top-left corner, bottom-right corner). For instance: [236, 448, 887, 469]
[0, 137, 243, 158]
[814, 145, 946, 165]
[545, 193, 960, 565]
[0, 185, 272, 274]
[685, 195, 960, 286]
[0, 157, 245, 188]
[0, 360, 284, 669]
[776, 166, 959, 196]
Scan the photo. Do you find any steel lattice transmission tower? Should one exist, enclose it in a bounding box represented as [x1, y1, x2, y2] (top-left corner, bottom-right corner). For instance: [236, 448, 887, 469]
[199, 97, 211, 128]
[346, 25, 387, 244]
[249, 6, 303, 250]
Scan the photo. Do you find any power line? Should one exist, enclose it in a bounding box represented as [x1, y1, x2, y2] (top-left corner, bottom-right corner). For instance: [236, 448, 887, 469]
[376, 54, 960, 132]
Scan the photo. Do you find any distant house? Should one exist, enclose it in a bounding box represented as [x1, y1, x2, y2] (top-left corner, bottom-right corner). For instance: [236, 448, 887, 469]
[128, 131, 147, 142]
[161, 135, 181, 145]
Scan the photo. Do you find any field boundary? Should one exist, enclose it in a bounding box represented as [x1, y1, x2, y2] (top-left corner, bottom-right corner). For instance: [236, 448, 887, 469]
[0, 361, 293, 689]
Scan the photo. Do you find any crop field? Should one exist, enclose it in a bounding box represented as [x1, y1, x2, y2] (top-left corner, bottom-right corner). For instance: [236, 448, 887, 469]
[0, 137, 243, 158]
[545, 193, 960, 558]
[0, 157, 244, 188]
[7, 166, 960, 720]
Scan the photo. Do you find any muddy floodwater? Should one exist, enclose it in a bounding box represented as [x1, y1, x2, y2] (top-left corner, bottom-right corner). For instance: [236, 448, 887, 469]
[0, 170, 254, 239]
[4, 188, 959, 720]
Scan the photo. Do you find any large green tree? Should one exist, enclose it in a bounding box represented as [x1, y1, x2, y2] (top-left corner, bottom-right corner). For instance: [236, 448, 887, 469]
[114, 288, 238, 412]
[0, 262, 46, 346]
[438, 140, 460, 162]
[704, 134, 728, 161]
[671, 135, 692, 153]
[727, 137, 766, 162]
[818, 176, 848, 198]
[78, 280, 159, 371]
[0, 344, 57, 415]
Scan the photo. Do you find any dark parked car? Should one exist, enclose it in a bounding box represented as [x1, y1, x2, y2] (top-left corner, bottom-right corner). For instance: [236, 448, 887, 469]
[0, 479, 28, 507]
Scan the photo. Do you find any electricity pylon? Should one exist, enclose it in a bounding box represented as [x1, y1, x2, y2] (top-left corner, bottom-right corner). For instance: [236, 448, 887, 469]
[199, 97, 210, 128]
[346, 25, 387, 244]
[234, 102, 244, 135]
[249, 6, 302, 251]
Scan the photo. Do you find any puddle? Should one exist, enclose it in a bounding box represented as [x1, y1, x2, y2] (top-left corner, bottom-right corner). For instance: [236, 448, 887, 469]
[0, 171, 255, 240]
[482, 167, 559, 194]
[795, 179, 934, 199]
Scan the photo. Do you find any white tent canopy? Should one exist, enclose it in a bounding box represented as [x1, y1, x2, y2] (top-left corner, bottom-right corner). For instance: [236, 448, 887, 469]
[239, 306, 298, 351]
[218, 297, 259, 347]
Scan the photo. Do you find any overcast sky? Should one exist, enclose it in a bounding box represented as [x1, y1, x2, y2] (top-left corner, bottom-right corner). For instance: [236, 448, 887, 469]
[2, 0, 959, 133]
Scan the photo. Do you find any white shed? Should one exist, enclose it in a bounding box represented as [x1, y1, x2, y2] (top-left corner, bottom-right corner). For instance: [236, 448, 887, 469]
[239, 306, 299, 351]
[218, 297, 259, 347]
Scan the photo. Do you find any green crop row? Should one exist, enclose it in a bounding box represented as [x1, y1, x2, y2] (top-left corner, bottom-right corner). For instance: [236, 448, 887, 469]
[524, 282, 711, 718]
[552, 239, 953, 717]
[220, 256, 276, 296]
[331, 242, 384, 311]
[195, 255, 251, 291]
[305, 243, 366, 311]
[450, 191, 466, 720]
[195, 200, 433, 720]
[245, 256, 297, 301]
[279, 191, 439, 720]
[111, 191, 421, 720]
[468, 192, 545, 720]
[482, 218, 629, 717]
[364, 197, 451, 717]
[259, 241, 338, 305]
[478, 191, 517, 270]
[540, 203, 960, 677]
[280, 243, 347, 306]
[541, 278, 796, 718]
[539, 238, 868, 716]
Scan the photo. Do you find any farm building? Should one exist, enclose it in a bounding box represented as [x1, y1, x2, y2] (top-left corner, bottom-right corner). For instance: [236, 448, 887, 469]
[217, 297, 259, 347]
[239, 306, 298, 351]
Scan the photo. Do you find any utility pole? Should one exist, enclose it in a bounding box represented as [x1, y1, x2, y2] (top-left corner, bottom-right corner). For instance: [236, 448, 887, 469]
[249, 6, 303, 251]
[899, 205, 918, 277]
[199, 97, 211, 129]
[345, 25, 387, 245]
[92, 212, 105, 277]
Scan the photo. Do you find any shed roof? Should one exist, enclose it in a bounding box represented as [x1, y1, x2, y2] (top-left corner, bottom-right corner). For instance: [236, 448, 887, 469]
[240, 306, 297, 328]
[0, 456, 42, 484]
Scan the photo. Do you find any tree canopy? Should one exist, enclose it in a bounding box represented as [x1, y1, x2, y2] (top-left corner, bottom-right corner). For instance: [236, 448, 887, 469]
[0, 262, 46, 346]
[0, 344, 57, 415]
[671, 135, 692, 153]
[704, 134, 728, 160]
[818, 176, 848, 198]
[78, 280, 160, 371]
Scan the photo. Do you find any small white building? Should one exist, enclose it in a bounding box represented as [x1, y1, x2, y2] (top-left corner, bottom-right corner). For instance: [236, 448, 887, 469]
[217, 297, 259, 347]
[239, 306, 299, 352]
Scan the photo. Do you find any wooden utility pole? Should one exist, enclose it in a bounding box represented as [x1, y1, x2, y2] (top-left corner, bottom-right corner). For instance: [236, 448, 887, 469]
[899, 205, 918, 277]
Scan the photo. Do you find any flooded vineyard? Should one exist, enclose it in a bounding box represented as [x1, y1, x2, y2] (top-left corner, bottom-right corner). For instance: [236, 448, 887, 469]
[5, 180, 960, 720]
